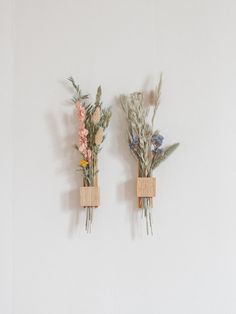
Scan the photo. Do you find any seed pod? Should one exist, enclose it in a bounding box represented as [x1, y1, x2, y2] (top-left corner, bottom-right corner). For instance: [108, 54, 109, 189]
[95, 127, 104, 145]
[149, 90, 155, 105]
[91, 106, 101, 124]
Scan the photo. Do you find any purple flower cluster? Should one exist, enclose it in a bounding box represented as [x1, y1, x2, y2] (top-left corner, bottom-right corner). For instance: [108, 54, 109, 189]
[129, 135, 139, 150]
[152, 134, 164, 154]
[152, 134, 164, 146]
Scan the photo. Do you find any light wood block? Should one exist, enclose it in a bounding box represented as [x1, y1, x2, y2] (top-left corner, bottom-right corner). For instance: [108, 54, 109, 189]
[137, 177, 156, 197]
[80, 186, 100, 207]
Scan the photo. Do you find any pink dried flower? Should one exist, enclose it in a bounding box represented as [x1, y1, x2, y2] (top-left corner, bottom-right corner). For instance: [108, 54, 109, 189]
[75, 101, 92, 162]
[76, 101, 86, 122]
[78, 123, 91, 160]
[79, 143, 87, 155]
[79, 134, 87, 149]
[79, 125, 88, 137]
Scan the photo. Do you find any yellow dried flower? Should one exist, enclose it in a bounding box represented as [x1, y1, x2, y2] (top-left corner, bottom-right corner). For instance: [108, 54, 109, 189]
[91, 106, 101, 124]
[95, 127, 104, 145]
[80, 159, 88, 167]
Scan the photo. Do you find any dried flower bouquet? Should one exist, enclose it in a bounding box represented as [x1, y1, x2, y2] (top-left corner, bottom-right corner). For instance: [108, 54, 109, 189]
[69, 77, 112, 232]
[120, 75, 179, 235]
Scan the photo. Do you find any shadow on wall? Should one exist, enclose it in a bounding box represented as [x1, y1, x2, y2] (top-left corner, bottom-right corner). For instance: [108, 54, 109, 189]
[46, 81, 85, 236]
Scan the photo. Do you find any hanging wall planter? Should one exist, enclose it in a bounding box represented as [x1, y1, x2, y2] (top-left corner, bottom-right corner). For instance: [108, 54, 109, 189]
[120, 75, 179, 235]
[68, 77, 111, 233]
[80, 186, 100, 207]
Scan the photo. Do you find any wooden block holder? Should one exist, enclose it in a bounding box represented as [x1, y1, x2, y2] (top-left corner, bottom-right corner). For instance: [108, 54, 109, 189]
[137, 177, 156, 208]
[80, 186, 100, 207]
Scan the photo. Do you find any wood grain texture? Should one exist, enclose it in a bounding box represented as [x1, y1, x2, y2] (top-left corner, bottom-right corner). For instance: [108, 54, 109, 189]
[137, 177, 156, 197]
[80, 186, 100, 207]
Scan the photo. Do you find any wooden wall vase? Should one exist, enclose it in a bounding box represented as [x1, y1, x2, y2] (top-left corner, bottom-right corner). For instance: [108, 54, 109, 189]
[137, 177, 156, 209]
[137, 177, 156, 197]
[80, 186, 100, 207]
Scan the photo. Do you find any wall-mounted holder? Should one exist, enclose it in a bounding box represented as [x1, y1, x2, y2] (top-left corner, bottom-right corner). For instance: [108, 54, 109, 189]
[137, 177, 156, 198]
[137, 177, 156, 210]
[80, 186, 100, 207]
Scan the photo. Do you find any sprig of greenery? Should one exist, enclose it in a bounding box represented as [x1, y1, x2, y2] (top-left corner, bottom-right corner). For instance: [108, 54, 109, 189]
[68, 77, 89, 102]
[151, 143, 179, 170]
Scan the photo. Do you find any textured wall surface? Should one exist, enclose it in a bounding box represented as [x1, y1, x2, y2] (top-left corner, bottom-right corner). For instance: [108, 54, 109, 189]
[1, 0, 236, 313]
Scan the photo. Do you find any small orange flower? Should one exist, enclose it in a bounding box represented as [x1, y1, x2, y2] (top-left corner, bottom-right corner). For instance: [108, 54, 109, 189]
[80, 159, 88, 167]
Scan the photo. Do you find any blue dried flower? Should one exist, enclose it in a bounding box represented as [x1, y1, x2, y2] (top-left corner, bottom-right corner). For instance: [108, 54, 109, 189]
[152, 146, 163, 154]
[152, 134, 164, 147]
[129, 135, 139, 150]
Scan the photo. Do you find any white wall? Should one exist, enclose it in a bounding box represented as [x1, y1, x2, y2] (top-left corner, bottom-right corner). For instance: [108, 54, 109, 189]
[0, 0, 13, 313]
[1, 0, 236, 313]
